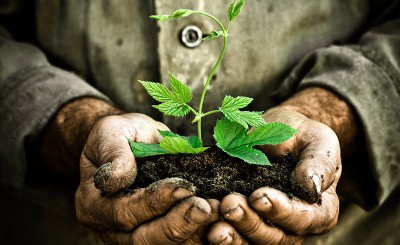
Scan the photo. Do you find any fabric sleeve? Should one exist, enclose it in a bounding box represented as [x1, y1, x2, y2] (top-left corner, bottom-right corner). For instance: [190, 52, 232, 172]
[0, 28, 109, 190]
[275, 19, 400, 209]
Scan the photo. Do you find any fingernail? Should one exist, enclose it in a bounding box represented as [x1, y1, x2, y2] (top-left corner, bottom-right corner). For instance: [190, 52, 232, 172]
[257, 196, 272, 207]
[94, 162, 113, 190]
[312, 174, 321, 194]
[223, 206, 244, 220]
[214, 234, 232, 244]
[187, 205, 209, 224]
[172, 187, 193, 200]
[250, 194, 272, 211]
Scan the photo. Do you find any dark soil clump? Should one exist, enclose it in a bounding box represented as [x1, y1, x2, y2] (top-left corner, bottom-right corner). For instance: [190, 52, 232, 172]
[131, 146, 317, 203]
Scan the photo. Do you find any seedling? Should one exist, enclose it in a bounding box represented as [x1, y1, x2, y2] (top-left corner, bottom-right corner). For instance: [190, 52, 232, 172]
[129, 0, 297, 165]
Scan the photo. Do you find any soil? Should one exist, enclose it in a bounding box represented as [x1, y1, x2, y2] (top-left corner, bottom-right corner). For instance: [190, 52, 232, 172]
[130, 146, 318, 203]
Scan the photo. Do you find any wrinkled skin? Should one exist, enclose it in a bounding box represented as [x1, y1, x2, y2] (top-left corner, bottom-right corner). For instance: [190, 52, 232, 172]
[207, 108, 342, 245]
[75, 113, 220, 244]
[76, 109, 341, 244]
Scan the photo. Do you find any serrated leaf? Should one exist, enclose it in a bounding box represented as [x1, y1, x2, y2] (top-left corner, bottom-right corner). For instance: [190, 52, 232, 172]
[160, 136, 208, 154]
[227, 0, 236, 21]
[202, 30, 227, 41]
[228, 0, 245, 21]
[185, 136, 203, 148]
[129, 139, 167, 158]
[224, 146, 270, 165]
[219, 95, 264, 129]
[158, 130, 203, 149]
[169, 72, 192, 103]
[153, 101, 191, 117]
[222, 110, 265, 129]
[139, 73, 192, 117]
[221, 95, 253, 111]
[244, 122, 298, 145]
[130, 130, 207, 157]
[139, 80, 173, 103]
[214, 118, 296, 165]
[214, 117, 247, 147]
[158, 130, 180, 138]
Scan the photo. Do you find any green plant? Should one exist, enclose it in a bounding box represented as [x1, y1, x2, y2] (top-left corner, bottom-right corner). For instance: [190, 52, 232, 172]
[129, 0, 297, 165]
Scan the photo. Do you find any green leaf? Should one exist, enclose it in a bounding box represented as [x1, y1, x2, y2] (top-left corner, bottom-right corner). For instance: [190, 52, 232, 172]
[129, 139, 167, 158]
[221, 95, 253, 111]
[219, 95, 264, 129]
[222, 110, 265, 129]
[130, 131, 207, 158]
[138, 80, 173, 103]
[202, 30, 227, 41]
[150, 9, 193, 21]
[160, 136, 208, 154]
[228, 0, 245, 21]
[153, 101, 191, 117]
[169, 72, 192, 103]
[149, 15, 170, 21]
[244, 122, 298, 145]
[170, 9, 193, 19]
[214, 117, 247, 148]
[158, 130, 203, 148]
[224, 146, 270, 166]
[227, 0, 236, 21]
[214, 118, 296, 165]
[185, 136, 203, 148]
[139, 73, 192, 117]
[158, 130, 180, 138]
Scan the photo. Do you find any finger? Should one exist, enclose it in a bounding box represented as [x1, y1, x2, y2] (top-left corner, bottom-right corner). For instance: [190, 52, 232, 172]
[133, 196, 211, 244]
[292, 121, 342, 202]
[184, 199, 221, 245]
[82, 116, 138, 194]
[208, 221, 249, 245]
[75, 177, 195, 231]
[101, 197, 211, 245]
[83, 113, 169, 194]
[261, 120, 341, 203]
[220, 194, 302, 245]
[121, 113, 169, 143]
[249, 186, 339, 235]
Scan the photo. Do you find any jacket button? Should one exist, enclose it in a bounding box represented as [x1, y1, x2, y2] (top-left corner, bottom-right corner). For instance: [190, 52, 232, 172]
[180, 25, 202, 48]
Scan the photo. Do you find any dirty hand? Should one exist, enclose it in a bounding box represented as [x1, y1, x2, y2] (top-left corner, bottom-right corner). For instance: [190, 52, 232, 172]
[207, 87, 358, 244]
[208, 108, 341, 244]
[75, 113, 218, 244]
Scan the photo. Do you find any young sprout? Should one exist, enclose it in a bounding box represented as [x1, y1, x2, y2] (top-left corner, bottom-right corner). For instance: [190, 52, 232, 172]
[130, 0, 297, 165]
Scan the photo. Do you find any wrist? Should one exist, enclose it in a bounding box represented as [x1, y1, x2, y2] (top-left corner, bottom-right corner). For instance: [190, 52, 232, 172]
[276, 87, 359, 155]
[34, 98, 122, 176]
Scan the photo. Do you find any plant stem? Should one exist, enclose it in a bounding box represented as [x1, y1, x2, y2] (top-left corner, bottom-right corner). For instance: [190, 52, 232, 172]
[188, 106, 198, 115]
[200, 109, 221, 118]
[191, 11, 229, 142]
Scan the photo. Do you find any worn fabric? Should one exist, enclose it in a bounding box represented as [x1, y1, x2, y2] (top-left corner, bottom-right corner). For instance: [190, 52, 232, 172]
[0, 0, 399, 244]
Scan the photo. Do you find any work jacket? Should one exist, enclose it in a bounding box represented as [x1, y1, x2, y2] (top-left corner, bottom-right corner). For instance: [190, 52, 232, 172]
[0, 0, 399, 244]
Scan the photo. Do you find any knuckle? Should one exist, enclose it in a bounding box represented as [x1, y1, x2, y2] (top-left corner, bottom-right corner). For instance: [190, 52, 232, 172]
[113, 205, 138, 231]
[164, 223, 191, 243]
[244, 218, 264, 236]
[266, 231, 287, 245]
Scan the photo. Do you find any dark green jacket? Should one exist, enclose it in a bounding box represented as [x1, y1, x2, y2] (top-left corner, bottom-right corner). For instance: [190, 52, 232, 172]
[1, 0, 399, 244]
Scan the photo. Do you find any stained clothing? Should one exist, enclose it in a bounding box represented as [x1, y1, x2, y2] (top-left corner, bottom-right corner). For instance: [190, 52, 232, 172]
[0, 0, 399, 244]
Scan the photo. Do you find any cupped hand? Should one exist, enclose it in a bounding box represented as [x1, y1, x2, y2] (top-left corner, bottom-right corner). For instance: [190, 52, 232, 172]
[208, 108, 341, 244]
[75, 113, 219, 244]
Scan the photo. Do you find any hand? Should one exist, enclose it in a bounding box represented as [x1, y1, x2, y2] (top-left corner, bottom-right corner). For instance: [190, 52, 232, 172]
[75, 113, 219, 244]
[208, 108, 341, 244]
